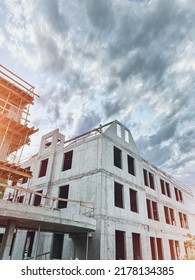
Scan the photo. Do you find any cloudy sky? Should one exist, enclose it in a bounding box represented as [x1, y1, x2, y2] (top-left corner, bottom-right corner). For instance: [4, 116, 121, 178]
[0, 0, 194, 188]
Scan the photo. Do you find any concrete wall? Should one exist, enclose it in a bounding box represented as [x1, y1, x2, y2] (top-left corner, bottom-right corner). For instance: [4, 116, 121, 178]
[4, 121, 195, 260]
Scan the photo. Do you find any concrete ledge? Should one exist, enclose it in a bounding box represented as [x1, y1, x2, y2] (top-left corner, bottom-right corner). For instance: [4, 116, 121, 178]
[0, 200, 96, 233]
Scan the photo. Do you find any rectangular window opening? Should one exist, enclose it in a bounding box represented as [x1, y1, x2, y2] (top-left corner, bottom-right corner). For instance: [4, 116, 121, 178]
[143, 169, 148, 187]
[45, 136, 53, 148]
[24, 231, 35, 258]
[58, 185, 69, 209]
[132, 233, 142, 260]
[38, 158, 48, 178]
[52, 233, 64, 260]
[114, 182, 124, 208]
[169, 240, 180, 260]
[130, 189, 138, 213]
[149, 173, 155, 189]
[62, 150, 73, 171]
[127, 155, 135, 176]
[150, 237, 164, 260]
[117, 124, 122, 138]
[33, 190, 43, 206]
[175, 187, 183, 203]
[144, 169, 155, 189]
[114, 146, 122, 169]
[147, 199, 159, 221]
[115, 230, 126, 260]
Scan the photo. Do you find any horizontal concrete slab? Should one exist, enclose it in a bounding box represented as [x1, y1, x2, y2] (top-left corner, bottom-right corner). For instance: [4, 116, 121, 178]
[0, 200, 96, 233]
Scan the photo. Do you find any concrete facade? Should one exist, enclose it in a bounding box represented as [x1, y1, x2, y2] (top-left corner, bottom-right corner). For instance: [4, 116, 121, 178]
[1, 120, 195, 260]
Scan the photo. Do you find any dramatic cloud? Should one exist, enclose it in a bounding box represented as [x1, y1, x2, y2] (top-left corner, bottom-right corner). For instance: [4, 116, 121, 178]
[0, 0, 194, 187]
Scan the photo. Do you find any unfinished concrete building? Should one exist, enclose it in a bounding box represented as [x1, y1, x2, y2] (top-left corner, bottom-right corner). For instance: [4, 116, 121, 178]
[0, 65, 96, 260]
[2, 120, 195, 260]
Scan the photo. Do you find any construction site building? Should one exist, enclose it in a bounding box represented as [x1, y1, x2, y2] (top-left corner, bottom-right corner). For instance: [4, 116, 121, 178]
[1, 120, 195, 260]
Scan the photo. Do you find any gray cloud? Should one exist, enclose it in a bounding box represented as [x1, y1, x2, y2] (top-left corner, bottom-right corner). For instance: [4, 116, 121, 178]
[76, 111, 101, 135]
[86, 0, 115, 32]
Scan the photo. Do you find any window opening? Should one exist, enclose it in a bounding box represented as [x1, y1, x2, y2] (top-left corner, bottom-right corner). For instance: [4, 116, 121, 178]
[114, 182, 124, 208]
[114, 146, 122, 169]
[127, 155, 135, 176]
[38, 158, 48, 177]
[33, 190, 43, 206]
[62, 150, 73, 171]
[24, 231, 35, 258]
[146, 199, 159, 221]
[169, 240, 180, 260]
[132, 233, 142, 259]
[115, 230, 126, 260]
[44, 136, 53, 148]
[150, 237, 164, 260]
[143, 169, 155, 189]
[52, 233, 64, 260]
[117, 124, 122, 137]
[160, 179, 171, 197]
[58, 185, 69, 209]
[174, 187, 183, 203]
[130, 189, 138, 212]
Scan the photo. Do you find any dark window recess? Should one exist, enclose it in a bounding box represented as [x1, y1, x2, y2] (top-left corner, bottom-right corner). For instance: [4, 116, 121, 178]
[150, 237, 163, 260]
[127, 155, 135, 176]
[164, 206, 169, 224]
[160, 179, 165, 195]
[38, 158, 48, 178]
[52, 233, 64, 259]
[146, 199, 152, 219]
[132, 233, 142, 260]
[33, 190, 43, 206]
[169, 240, 180, 260]
[114, 146, 122, 169]
[143, 169, 148, 186]
[114, 182, 124, 208]
[164, 206, 175, 225]
[115, 230, 126, 260]
[22, 166, 31, 184]
[170, 208, 175, 225]
[18, 196, 24, 203]
[149, 173, 155, 189]
[143, 169, 155, 189]
[58, 185, 69, 209]
[160, 179, 171, 197]
[146, 199, 159, 221]
[130, 189, 138, 213]
[157, 238, 164, 260]
[150, 237, 156, 260]
[24, 231, 35, 258]
[152, 201, 159, 221]
[62, 150, 73, 171]
[174, 187, 183, 203]
[179, 212, 188, 229]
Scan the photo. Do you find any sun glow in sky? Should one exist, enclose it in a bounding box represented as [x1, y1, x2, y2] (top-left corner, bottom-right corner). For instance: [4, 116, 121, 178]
[0, 0, 194, 188]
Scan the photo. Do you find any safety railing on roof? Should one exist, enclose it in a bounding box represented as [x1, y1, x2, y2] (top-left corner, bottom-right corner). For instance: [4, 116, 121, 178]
[0, 64, 39, 97]
[142, 158, 193, 195]
[64, 121, 114, 148]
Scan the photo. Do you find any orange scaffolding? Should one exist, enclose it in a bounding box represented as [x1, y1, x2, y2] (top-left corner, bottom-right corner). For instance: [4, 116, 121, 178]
[0, 64, 39, 184]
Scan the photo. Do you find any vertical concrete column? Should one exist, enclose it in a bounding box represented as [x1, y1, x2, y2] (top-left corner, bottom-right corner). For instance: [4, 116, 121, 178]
[0, 220, 16, 260]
